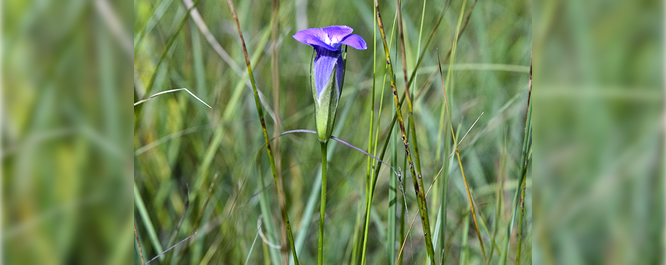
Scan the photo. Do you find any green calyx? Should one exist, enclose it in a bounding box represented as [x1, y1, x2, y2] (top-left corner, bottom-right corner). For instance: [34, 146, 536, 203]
[310, 47, 347, 143]
[312, 67, 339, 143]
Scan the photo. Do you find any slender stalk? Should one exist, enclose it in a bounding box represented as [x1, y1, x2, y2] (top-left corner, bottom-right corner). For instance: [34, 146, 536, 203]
[436, 0, 489, 264]
[350, 201, 363, 264]
[437, 118, 451, 264]
[438, 38, 488, 265]
[460, 213, 470, 265]
[413, 0, 427, 98]
[224, 1, 298, 264]
[269, 0, 288, 263]
[318, 142, 329, 265]
[515, 173, 528, 265]
[361, 2, 473, 263]
[400, 0, 430, 258]
[387, 7, 399, 265]
[395, 0, 423, 177]
[501, 109, 531, 265]
[259, 160, 282, 265]
[398, 166, 406, 265]
[290, 68, 370, 265]
[364, 0, 378, 210]
[388, 95, 398, 265]
[489, 130, 508, 263]
[134, 224, 145, 265]
[394, 0, 436, 261]
[396, 161, 449, 265]
[360, 8, 398, 265]
[370, 0, 457, 192]
[375, 1, 435, 263]
[134, 184, 163, 261]
[514, 54, 533, 265]
[361, 2, 378, 261]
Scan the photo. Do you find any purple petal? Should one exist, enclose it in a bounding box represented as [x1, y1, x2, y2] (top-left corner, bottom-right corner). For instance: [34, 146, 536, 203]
[340, 34, 367, 50]
[307, 38, 338, 51]
[293, 28, 337, 51]
[313, 47, 341, 98]
[293, 28, 323, 44]
[322, 25, 353, 43]
[336, 54, 344, 94]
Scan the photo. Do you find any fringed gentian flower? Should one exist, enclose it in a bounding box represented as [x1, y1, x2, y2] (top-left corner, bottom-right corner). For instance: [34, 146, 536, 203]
[293, 25, 367, 143]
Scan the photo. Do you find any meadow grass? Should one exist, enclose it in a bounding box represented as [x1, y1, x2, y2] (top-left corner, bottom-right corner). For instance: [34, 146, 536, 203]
[134, 0, 531, 264]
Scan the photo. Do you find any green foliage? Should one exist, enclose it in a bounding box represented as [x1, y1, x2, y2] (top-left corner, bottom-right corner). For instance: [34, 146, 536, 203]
[133, 0, 531, 264]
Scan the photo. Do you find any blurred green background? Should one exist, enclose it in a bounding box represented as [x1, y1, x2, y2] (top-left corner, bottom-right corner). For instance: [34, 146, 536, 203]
[3, 0, 134, 264]
[134, 0, 530, 264]
[533, 0, 663, 264]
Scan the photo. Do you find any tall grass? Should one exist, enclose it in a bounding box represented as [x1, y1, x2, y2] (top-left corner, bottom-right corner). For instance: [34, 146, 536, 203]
[133, 0, 531, 264]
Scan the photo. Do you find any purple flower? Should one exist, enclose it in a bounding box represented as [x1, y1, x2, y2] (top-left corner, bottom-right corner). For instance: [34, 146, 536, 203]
[293, 25, 367, 142]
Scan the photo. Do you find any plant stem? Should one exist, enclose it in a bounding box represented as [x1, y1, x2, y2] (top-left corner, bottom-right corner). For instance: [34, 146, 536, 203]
[388, 94, 398, 265]
[270, 0, 286, 262]
[225, 1, 299, 264]
[375, 1, 436, 262]
[361, 8, 398, 265]
[514, 56, 532, 265]
[515, 175, 527, 265]
[318, 142, 328, 265]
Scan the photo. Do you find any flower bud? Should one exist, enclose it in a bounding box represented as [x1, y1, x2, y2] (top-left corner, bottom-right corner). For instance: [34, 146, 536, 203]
[293, 25, 367, 143]
[311, 48, 344, 142]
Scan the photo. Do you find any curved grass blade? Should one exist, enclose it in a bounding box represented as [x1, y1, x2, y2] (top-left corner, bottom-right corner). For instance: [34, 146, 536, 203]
[134, 0, 203, 131]
[145, 232, 197, 264]
[133, 88, 211, 108]
[275, 130, 398, 176]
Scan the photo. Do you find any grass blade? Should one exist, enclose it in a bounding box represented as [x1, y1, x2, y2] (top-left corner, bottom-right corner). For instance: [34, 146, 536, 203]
[135, 224, 146, 265]
[224, 1, 299, 264]
[134, 184, 165, 262]
[513, 54, 533, 265]
[133, 88, 211, 108]
[460, 213, 470, 265]
[375, 0, 436, 262]
[134, 0, 203, 131]
[145, 232, 198, 264]
[245, 230, 261, 265]
[437, 2, 490, 256]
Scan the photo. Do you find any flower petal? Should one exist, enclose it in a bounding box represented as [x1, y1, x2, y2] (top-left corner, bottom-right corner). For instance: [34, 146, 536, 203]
[340, 34, 367, 50]
[293, 28, 337, 51]
[307, 37, 338, 51]
[336, 54, 344, 94]
[313, 47, 341, 99]
[322, 25, 353, 43]
[293, 28, 324, 44]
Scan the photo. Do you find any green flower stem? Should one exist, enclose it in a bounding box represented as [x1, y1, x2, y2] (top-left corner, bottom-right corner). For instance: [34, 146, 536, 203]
[318, 142, 328, 265]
